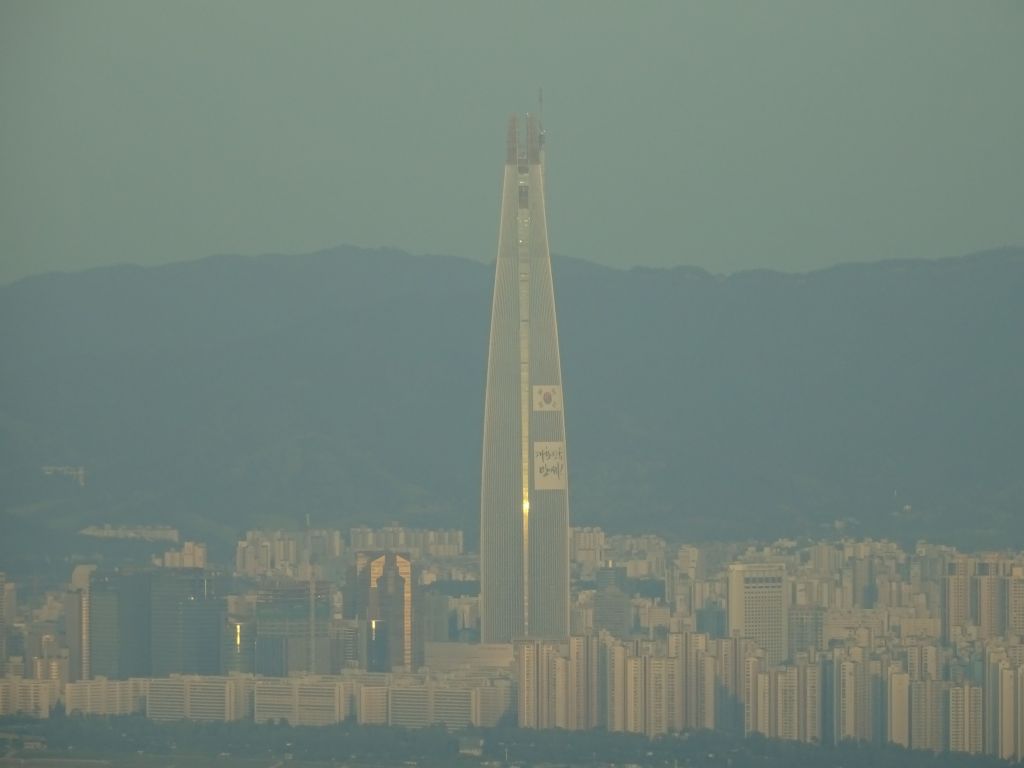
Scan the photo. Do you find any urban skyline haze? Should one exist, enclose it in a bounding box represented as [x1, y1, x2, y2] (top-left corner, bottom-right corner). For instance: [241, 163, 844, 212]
[2, 1, 1023, 284]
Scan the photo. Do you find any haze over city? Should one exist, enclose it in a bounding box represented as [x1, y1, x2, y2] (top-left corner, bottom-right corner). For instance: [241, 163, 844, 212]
[2, 1, 1023, 283]
[2, 3, 1024, 768]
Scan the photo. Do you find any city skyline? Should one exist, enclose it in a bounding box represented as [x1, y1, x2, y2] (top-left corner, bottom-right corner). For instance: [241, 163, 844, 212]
[2, 4, 1022, 765]
[3, 519, 1024, 761]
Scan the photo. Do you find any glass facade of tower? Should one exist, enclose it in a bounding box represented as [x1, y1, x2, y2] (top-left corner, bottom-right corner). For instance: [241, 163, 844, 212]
[480, 113, 569, 643]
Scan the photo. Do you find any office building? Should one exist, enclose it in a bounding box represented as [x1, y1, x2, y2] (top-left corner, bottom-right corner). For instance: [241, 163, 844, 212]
[88, 571, 151, 680]
[347, 552, 420, 671]
[253, 583, 332, 676]
[593, 566, 632, 639]
[728, 563, 788, 665]
[150, 569, 223, 677]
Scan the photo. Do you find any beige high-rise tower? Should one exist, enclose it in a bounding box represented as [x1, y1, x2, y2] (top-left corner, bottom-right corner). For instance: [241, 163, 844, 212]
[480, 113, 569, 643]
[727, 563, 789, 666]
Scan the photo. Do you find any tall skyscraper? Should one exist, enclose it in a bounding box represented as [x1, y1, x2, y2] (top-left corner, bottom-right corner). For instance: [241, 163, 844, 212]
[0, 572, 6, 677]
[254, 583, 332, 676]
[87, 571, 152, 680]
[150, 569, 223, 677]
[346, 551, 420, 671]
[480, 113, 570, 643]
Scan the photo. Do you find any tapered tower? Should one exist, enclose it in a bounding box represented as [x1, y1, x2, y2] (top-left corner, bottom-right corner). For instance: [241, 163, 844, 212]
[480, 113, 569, 643]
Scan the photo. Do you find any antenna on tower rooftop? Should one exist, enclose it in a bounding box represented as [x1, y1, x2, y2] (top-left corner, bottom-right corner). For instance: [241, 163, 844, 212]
[538, 87, 546, 151]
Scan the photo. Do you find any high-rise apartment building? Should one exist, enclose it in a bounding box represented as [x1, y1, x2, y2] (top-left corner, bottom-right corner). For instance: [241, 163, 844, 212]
[886, 670, 910, 747]
[943, 556, 973, 642]
[974, 562, 1007, 639]
[948, 683, 983, 754]
[910, 679, 950, 752]
[480, 113, 569, 643]
[1008, 566, 1024, 637]
[514, 636, 568, 729]
[990, 659, 1023, 760]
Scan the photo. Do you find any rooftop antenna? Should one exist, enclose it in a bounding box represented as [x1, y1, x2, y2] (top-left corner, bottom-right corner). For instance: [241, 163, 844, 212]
[538, 87, 545, 142]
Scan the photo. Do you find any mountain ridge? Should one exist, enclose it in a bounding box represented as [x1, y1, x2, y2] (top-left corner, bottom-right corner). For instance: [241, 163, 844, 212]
[2, 245, 1022, 565]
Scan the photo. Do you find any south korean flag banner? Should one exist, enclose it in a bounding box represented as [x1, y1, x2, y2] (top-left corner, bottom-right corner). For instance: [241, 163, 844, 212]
[533, 385, 562, 412]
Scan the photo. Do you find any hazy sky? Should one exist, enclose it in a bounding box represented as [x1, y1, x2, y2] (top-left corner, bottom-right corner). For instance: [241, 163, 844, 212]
[2, 1, 1022, 283]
